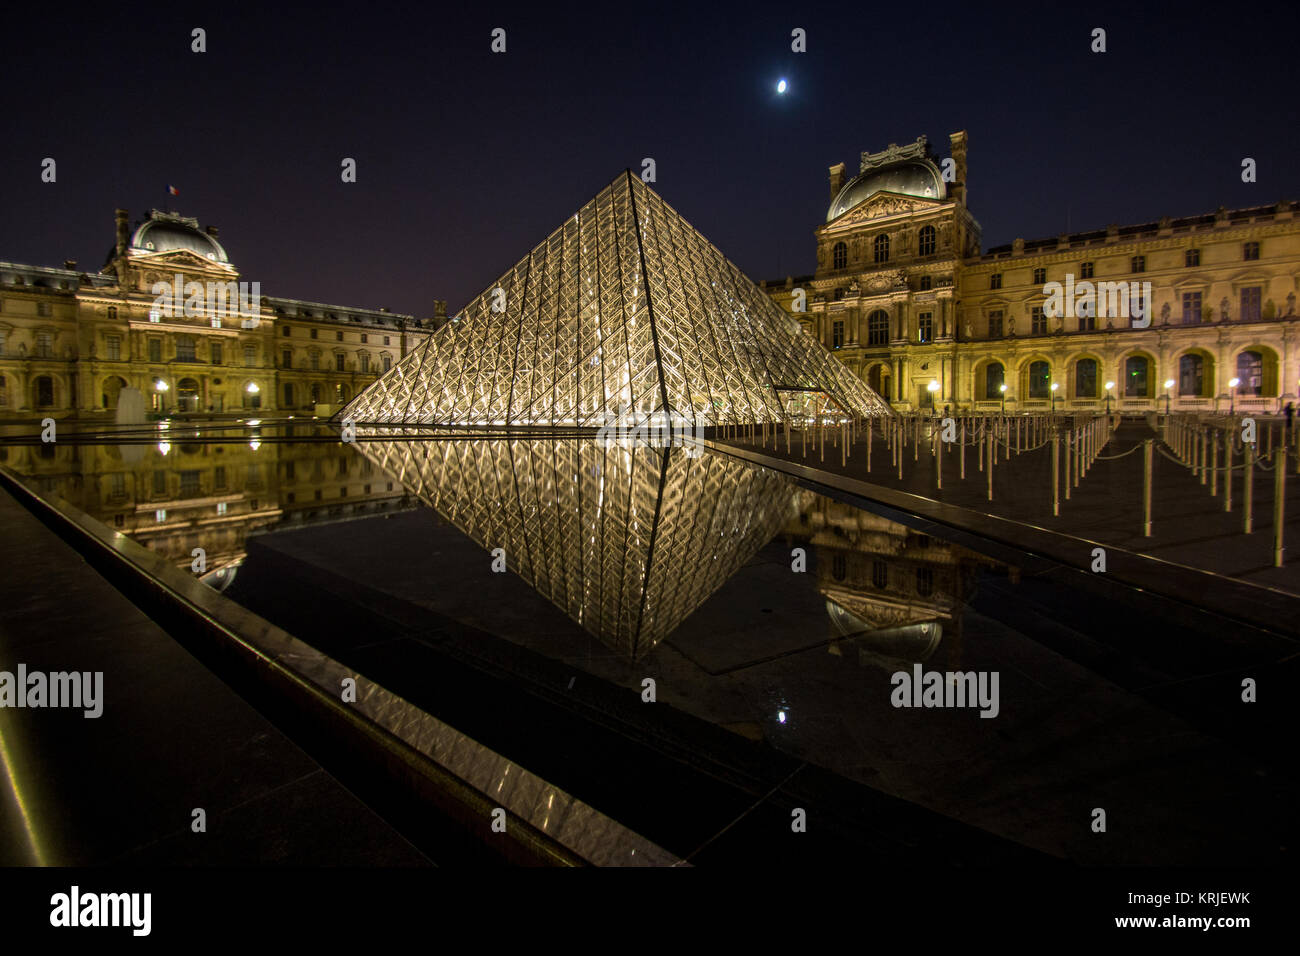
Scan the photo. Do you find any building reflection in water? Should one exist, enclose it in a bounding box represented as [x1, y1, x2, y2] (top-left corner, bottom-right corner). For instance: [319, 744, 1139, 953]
[0, 429, 1018, 668]
[783, 490, 1012, 673]
[0, 426, 415, 588]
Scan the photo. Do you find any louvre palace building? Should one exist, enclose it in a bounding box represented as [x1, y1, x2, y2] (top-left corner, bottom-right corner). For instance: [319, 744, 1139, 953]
[0, 208, 440, 420]
[764, 131, 1300, 415]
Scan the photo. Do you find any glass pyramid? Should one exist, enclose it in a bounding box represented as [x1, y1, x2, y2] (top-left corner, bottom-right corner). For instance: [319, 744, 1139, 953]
[353, 435, 796, 658]
[343, 171, 891, 427]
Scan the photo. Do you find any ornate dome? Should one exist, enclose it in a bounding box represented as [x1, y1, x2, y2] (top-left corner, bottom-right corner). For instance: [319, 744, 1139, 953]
[130, 214, 229, 263]
[827, 160, 946, 222]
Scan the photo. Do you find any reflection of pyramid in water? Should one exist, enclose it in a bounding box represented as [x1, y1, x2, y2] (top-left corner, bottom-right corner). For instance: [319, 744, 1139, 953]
[354, 437, 796, 658]
[343, 171, 891, 426]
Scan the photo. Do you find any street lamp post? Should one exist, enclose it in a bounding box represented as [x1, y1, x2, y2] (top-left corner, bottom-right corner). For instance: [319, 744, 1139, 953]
[1163, 378, 1174, 416]
[1050, 382, 1060, 416]
[927, 379, 939, 416]
[1229, 377, 1240, 415]
[999, 382, 1007, 414]
[1104, 380, 1115, 416]
[154, 378, 169, 415]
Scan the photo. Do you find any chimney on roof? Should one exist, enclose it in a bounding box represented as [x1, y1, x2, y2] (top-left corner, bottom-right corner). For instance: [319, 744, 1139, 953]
[434, 299, 447, 320]
[829, 162, 846, 202]
[115, 208, 129, 257]
[948, 131, 968, 207]
[64, 259, 77, 270]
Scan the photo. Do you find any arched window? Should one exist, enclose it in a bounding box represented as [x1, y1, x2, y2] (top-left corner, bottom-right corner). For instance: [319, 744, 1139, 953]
[1075, 358, 1098, 397]
[832, 242, 847, 270]
[871, 560, 888, 589]
[0, 375, 7, 406]
[984, 363, 1005, 399]
[310, 383, 322, 405]
[916, 567, 934, 597]
[918, 225, 936, 256]
[35, 376, 54, 407]
[1124, 356, 1149, 397]
[1237, 351, 1263, 396]
[1028, 360, 1050, 399]
[873, 234, 890, 264]
[867, 310, 890, 346]
[831, 554, 847, 581]
[1179, 354, 1204, 396]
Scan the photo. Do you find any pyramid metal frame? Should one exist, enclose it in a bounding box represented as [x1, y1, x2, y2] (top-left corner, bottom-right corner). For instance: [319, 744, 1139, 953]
[342, 171, 892, 428]
[352, 434, 796, 658]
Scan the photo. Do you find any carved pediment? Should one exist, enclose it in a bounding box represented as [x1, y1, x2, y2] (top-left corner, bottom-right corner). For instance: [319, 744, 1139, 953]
[827, 190, 944, 228]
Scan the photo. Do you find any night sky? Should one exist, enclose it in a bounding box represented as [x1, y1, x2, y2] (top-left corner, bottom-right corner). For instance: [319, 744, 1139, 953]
[2, 2, 1297, 319]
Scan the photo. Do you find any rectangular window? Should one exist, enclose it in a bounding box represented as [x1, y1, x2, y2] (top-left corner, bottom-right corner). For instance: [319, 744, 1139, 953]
[152, 471, 167, 496]
[284, 383, 295, 406]
[282, 349, 292, 369]
[1031, 306, 1047, 335]
[210, 316, 222, 329]
[179, 470, 200, 497]
[285, 461, 296, 480]
[155, 509, 167, 523]
[176, 338, 196, 362]
[1032, 267, 1046, 285]
[339, 456, 349, 476]
[1185, 249, 1200, 267]
[0, 330, 5, 357]
[106, 335, 121, 361]
[383, 336, 390, 346]
[382, 354, 392, 371]
[148, 338, 162, 363]
[110, 473, 125, 498]
[360, 353, 370, 373]
[37, 302, 52, 317]
[1131, 255, 1146, 272]
[360, 333, 368, 343]
[988, 311, 1003, 338]
[990, 273, 1002, 290]
[831, 320, 844, 349]
[918, 275, 931, 291]
[311, 352, 320, 370]
[336, 331, 343, 341]
[216, 502, 228, 516]
[243, 345, 255, 366]
[310, 328, 318, 339]
[282, 326, 291, 337]
[1182, 291, 1202, 324]
[1240, 286, 1262, 322]
[214, 466, 226, 490]
[37, 332, 53, 357]
[917, 312, 933, 343]
[1244, 241, 1260, 261]
[149, 309, 161, 323]
[335, 353, 345, 371]
[1080, 261, 1094, 279]
[211, 342, 223, 365]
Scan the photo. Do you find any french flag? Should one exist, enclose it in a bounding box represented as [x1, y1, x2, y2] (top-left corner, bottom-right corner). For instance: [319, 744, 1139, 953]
[167, 185, 179, 196]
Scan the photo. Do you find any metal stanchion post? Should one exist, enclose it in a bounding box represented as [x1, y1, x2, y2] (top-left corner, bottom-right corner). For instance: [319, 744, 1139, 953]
[1143, 439, 1153, 537]
[1275, 445, 1287, 567]
[1243, 441, 1254, 534]
[1052, 434, 1060, 516]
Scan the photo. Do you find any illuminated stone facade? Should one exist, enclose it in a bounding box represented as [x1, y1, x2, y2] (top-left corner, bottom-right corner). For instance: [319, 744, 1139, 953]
[0, 209, 440, 420]
[767, 131, 1300, 415]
